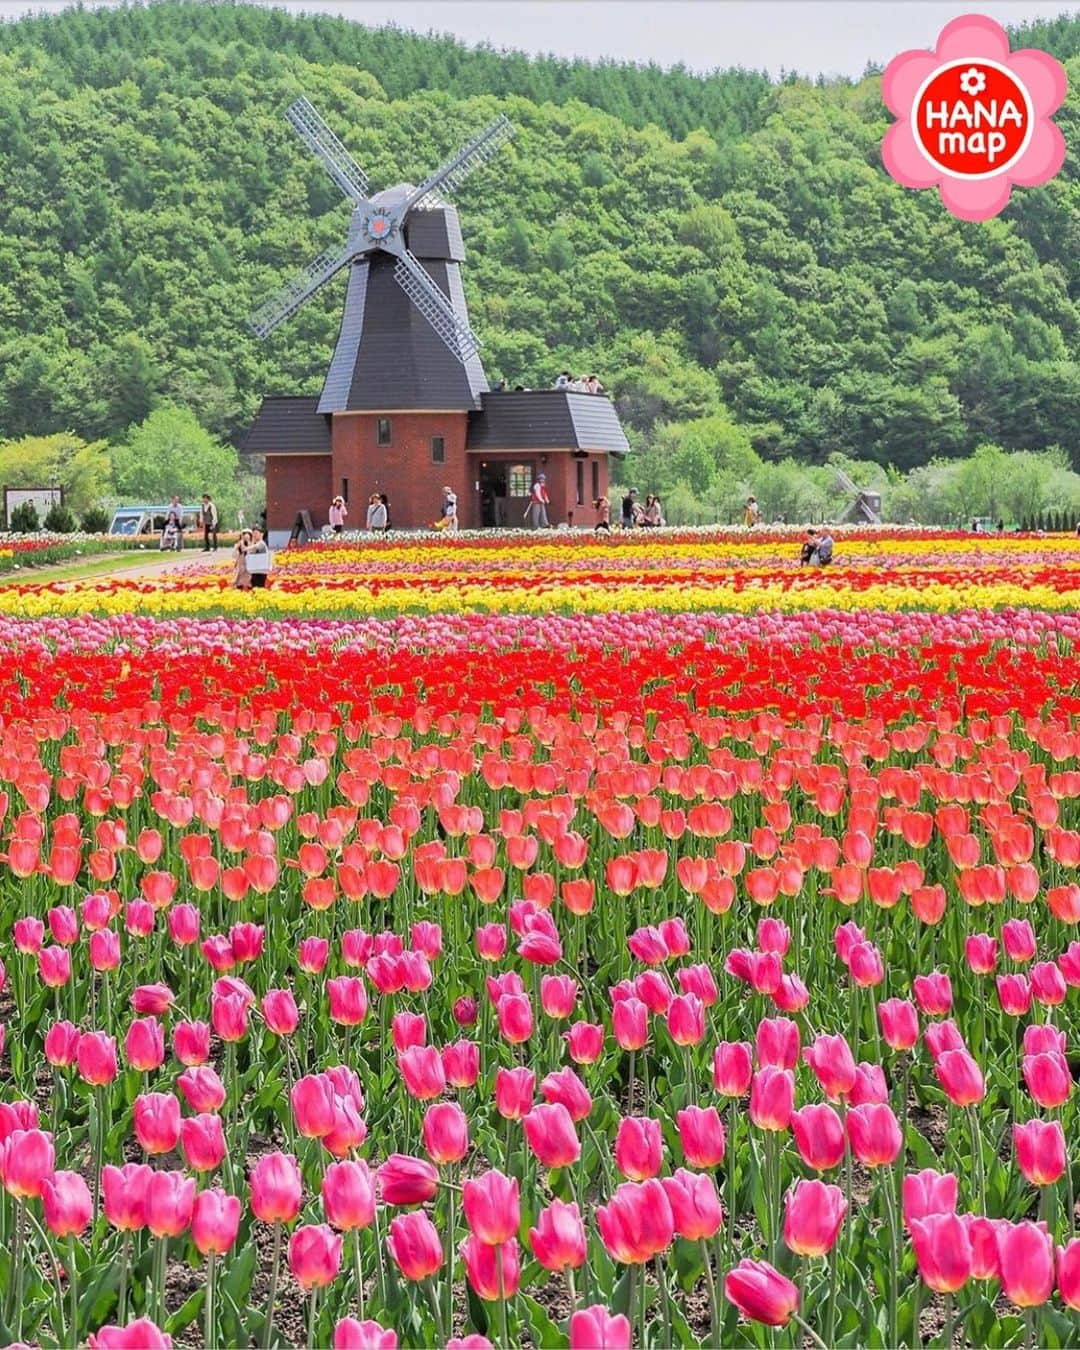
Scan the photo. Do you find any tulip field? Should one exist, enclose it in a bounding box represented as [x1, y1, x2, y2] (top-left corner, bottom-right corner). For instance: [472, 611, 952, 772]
[0, 527, 1079, 1350]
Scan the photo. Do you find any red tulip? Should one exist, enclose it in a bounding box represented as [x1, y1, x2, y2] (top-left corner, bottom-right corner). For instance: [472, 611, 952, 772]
[461, 1234, 521, 1300]
[790, 1103, 845, 1172]
[997, 1220, 1054, 1307]
[725, 1258, 799, 1327]
[42, 1169, 93, 1236]
[387, 1210, 443, 1281]
[568, 1306, 631, 1350]
[596, 1178, 674, 1264]
[910, 1213, 972, 1293]
[529, 1199, 587, 1272]
[289, 1223, 343, 1290]
[192, 1187, 241, 1256]
[377, 1155, 439, 1207]
[250, 1152, 303, 1224]
[463, 1170, 519, 1245]
[661, 1167, 722, 1241]
[783, 1178, 846, 1257]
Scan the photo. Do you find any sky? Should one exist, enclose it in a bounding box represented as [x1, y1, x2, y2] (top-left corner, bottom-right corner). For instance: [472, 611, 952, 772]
[0, 0, 1077, 80]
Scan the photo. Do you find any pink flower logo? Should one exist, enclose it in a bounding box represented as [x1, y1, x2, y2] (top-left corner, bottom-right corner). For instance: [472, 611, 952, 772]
[882, 13, 1067, 221]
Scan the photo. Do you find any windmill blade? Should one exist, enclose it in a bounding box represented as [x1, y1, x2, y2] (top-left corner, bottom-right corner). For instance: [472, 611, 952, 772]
[249, 243, 354, 339]
[403, 114, 514, 214]
[393, 249, 481, 363]
[285, 97, 369, 203]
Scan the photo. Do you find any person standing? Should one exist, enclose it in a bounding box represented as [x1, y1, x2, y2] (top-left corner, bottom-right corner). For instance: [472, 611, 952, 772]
[526, 473, 550, 529]
[743, 496, 761, 527]
[620, 487, 639, 529]
[233, 529, 253, 590]
[367, 493, 388, 531]
[329, 495, 347, 534]
[441, 486, 458, 532]
[200, 494, 219, 552]
[593, 496, 611, 532]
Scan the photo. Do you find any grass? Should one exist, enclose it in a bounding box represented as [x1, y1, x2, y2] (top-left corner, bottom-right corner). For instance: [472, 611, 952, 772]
[0, 551, 173, 586]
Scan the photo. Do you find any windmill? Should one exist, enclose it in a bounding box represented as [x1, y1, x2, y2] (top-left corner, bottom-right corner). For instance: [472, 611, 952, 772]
[834, 467, 882, 524]
[249, 98, 514, 413]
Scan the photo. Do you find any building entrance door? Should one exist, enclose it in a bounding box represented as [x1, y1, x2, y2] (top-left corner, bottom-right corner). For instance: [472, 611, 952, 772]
[478, 460, 507, 527]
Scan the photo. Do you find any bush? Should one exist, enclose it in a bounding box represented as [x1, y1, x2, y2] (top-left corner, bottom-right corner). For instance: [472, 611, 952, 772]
[8, 501, 39, 531]
[43, 503, 77, 533]
[80, 505, 111, 533]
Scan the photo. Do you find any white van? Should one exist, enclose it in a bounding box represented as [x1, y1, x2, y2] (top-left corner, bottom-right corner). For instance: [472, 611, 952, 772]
[108, 504, 201, 539]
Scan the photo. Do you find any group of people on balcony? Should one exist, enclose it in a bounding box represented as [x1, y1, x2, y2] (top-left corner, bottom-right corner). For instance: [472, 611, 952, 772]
[553, 372, 605, 395]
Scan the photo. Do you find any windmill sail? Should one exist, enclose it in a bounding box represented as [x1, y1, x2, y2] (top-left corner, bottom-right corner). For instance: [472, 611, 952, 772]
[404, 115, 514, 214]
[393, 250, 481, 361]
[286, 98, 370, 202]
[250, 243, 354, 339]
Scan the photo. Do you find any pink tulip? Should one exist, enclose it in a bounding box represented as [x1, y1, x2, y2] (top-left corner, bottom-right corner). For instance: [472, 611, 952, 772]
[749, 1067, 794, 1132]
[333, 1318, 398, 1350]
[790, 1103, 845, 1172]
[568, 1306, 631, 1350]
[524, 1103, 581, 1169]
[377, 1155, 439, 1207]
[783, 1178, 846, 1257]
[102, 1163, 152, 1231]
[422, 1102, 469, 1165]
[493, 1067, 534, 1120]
[192, 1187, 241, 1256]
[997, 1220, 1054, 1307]
[180, 1114, 226, 1173]
[289, 1223, 343, 1290]
[725, 1258, 799, 1326]
[902, 1169, 958, 1227]
[134, 1093, 181, 1156]
[713, 1041, 753, 1096]
[529, 1199, 587, 1272]
[661, 1167, 722, 1241]
[145, 1170, 195, 1238]
[846, 1103, 902, 1167]
[596, 1179, 674, 1264]
[463, 1170, 519, 1246]
[1013, 1119, 1067, 1186]
[42, 1169, 93, 1237]
[910, 1212, 972, 1293]
[676, 1104, 725, 1169]
[387, 1210, 443, 1281]
[461, 1234, 521, 1300]
[87, 1317, 172, 1349]
[250, 1152, 303, 1224]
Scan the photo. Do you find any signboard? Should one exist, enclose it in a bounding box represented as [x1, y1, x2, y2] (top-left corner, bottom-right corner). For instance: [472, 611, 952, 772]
[4, 485, 63, 529]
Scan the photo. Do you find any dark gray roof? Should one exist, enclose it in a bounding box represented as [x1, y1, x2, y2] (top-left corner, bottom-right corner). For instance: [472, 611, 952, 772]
[466, 391, 630, 454]
[319, 251, 487, 413]
[405, 206, 466, 262]
[241, 397, 332, 455]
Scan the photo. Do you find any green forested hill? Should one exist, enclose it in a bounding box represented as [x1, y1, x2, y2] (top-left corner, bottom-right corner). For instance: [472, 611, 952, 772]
[0, 0, 1078, 485]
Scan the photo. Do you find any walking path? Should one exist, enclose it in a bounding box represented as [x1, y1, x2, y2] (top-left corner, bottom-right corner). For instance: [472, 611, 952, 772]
[102, 548, 230, 582]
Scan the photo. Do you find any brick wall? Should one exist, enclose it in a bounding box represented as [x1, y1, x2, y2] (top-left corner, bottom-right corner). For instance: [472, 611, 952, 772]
[266, 455, 333, 532]
[331, 412, 473, 529]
